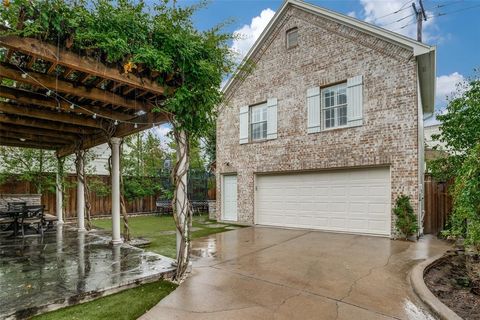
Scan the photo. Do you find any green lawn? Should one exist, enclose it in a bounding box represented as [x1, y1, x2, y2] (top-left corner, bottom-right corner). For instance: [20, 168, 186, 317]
[33, 280, 177, 320]
[92, 214, 240, 258]
[33, 214, 241, 320]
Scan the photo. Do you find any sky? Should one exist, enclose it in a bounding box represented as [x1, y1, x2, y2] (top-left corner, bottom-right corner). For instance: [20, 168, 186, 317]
[154, 0, 479, 137]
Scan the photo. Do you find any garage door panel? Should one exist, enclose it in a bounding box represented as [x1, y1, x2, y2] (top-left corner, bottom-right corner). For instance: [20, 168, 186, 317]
[256, 168, 391, 236]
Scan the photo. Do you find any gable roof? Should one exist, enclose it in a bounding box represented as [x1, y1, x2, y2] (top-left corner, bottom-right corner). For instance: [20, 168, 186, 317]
[223, 0, 436, 114]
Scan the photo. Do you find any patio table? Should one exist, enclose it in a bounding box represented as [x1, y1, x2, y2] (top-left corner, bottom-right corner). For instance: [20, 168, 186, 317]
[0, 209, 25, 237]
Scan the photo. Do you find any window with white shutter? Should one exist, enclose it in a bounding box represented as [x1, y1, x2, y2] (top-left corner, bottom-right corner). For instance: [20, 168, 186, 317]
[306, 77, 364, 133]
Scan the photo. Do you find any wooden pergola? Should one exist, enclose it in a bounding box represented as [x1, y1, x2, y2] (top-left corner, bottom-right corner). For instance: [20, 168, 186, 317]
[0, 35, 170, 243]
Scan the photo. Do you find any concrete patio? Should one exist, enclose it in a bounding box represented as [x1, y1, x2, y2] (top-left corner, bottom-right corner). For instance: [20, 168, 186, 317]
[0, 225, 175, 319]
[141, 227, 451, 320]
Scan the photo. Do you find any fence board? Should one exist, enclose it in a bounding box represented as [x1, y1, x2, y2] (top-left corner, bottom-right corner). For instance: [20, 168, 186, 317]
[0, 175, 160, 218]
[424, 175, 453, 235]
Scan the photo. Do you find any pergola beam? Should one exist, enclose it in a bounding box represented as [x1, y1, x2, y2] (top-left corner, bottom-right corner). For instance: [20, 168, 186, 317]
[0, 114, 97, 135]
[0, 130, 72, 144]
[57, 112, 168, 157]
[0, 136, 64, 150]
[0, 101, 103, 128]
[0, 35, 166, 95]
[0, 85, 135, 121]
[0, 123, 78, 140]
[0, 62, 149, 111]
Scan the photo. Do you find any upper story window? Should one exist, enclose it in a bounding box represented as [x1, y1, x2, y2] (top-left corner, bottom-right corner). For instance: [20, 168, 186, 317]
[286, 28, 298, 49]
[322, 83, 347, 129]
[250, 103, 267, 141]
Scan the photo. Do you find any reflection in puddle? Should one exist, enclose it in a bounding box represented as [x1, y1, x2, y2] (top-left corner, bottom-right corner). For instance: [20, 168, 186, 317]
[0, 225, 175, 319]
[191, 237, 217, 258]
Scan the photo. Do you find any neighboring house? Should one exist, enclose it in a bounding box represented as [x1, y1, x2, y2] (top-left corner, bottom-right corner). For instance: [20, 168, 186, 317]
[424, 124, 447, 161]
[216, 0, 435, 237]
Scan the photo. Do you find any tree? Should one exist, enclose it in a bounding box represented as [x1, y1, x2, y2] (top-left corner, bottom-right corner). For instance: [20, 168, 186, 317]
[1, 0, 235, 279]
[122, 131, 165, 201]
[428, 73, 480, 180]
[0, 147, 58, 193]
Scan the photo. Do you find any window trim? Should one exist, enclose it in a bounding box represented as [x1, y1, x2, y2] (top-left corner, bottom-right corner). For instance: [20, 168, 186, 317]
[321, 82, 348, 131]
[249, 102, 268, 142]
[286, 27, 299, 49]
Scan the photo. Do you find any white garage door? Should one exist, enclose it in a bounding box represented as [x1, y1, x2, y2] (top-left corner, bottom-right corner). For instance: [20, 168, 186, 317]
[256, 167, 391, 236]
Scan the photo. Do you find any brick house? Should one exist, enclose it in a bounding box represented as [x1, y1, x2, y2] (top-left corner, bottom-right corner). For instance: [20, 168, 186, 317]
[216, 0, 435, 237]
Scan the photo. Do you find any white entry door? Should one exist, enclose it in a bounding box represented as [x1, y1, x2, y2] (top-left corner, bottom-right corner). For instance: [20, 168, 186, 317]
[223, 175, 238, 221]
[256, 167, 391, 236]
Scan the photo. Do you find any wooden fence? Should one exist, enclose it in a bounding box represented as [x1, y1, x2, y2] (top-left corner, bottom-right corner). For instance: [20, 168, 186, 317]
[0, 175, 160, 218]
[424, 175, 453, 235]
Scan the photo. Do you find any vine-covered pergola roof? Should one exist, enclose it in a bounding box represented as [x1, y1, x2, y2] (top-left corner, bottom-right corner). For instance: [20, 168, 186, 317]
[0, 35, 169, 157]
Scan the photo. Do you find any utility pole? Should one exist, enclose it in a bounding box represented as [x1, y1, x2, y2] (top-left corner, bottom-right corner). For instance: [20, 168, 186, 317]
[412, 0, 427, 42]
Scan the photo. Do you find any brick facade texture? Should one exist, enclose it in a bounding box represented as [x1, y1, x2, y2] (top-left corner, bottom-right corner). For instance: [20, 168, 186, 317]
[216, 6, 420, 236]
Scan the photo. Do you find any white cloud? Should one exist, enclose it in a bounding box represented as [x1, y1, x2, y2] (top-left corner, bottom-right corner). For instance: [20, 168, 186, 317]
[231, 8, 275, 60]
[359, 0, 437, 42]
[436, 72, 465, 107]
[347, 11, 357, 18]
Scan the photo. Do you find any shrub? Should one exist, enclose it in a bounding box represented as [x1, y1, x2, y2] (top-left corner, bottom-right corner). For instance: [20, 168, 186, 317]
[444, 143, 480, 248]
[393, 195, 418, 240]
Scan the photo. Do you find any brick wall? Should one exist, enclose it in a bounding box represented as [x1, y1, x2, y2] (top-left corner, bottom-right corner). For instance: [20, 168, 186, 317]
[216, 6, 420, 236]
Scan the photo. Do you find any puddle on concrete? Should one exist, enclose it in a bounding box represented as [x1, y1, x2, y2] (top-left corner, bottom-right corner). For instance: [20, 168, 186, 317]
[0, 225, 175, 319]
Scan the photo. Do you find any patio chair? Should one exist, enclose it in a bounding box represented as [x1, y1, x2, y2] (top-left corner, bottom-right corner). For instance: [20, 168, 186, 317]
[0, 213, 16, 232]
[42, 211, 58, 231]
[20, 205, 44, 237]
[7, 202, 26, 211]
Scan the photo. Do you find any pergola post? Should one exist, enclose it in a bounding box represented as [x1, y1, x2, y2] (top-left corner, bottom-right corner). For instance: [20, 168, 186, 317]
[76, 151, 86, 232]
[55, 157, 64, 224]
[110, 137, 123, 245]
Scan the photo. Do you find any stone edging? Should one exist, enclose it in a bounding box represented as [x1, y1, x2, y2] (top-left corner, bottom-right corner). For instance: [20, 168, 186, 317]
[410, 254, 463, 320]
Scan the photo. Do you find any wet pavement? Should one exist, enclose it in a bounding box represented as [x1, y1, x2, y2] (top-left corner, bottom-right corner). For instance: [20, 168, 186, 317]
[140, 227, 452, 320]
[0, 224, 175, 319]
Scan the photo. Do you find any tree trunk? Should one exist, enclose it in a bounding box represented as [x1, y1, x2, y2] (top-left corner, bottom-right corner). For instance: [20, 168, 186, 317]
[172, 128, 191, 281]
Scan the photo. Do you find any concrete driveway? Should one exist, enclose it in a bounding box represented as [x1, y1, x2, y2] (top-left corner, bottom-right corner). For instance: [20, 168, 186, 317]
[140, 227, 450, 320]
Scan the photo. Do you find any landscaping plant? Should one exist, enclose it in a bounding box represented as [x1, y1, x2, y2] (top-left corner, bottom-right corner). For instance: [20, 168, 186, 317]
[393, 195, 418, 240]
[444, 143, 480, 294]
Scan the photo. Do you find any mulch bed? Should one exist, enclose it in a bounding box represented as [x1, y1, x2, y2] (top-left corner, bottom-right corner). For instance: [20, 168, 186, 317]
[424, 251, 480, 319]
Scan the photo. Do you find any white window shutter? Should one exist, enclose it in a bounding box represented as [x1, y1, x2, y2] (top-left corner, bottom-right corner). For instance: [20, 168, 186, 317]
[307, 87, 321, 133]
[267, 98, 278, 140]
[239, 105, 249, 144]
[347, 75, 363, 127]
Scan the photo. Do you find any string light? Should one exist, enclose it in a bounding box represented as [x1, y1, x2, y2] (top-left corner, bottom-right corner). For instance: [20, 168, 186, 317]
[19, 138, 26, 142]
[13, 64, 164, 129]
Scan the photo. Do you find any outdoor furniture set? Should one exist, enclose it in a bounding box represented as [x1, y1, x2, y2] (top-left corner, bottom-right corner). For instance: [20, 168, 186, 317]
[0, 202, 56, 237]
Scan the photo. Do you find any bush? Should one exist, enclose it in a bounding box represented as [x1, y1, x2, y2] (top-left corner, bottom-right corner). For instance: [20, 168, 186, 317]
[444, 143, 480, 248]
[393, 195, 418, 240]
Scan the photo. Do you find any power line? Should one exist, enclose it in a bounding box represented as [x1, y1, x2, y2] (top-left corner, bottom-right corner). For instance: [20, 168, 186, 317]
[379, 12, 416, 27]
[370, 3, 412, 22]
[425, 0, 465, 12]
[433, 2, 480, 17]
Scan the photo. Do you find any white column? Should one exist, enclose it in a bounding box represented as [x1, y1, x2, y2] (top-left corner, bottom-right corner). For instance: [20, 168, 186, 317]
[76, 151, 86, 232]
[56, 157, 64, 224]
[111, 137, 123, 245]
